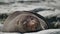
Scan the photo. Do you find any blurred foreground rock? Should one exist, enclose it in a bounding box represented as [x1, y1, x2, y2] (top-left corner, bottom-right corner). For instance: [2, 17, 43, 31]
[0, 29, 60, 34]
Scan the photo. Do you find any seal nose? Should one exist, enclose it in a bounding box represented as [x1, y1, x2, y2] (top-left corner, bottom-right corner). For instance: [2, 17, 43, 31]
[27, 20, 38, 31]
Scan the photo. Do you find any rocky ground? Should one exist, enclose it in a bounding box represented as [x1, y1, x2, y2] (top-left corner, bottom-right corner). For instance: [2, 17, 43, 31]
[0, 0, 60, 34]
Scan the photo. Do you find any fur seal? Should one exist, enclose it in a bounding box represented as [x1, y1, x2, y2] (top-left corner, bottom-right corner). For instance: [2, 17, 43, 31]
[2, 11, 48, 33]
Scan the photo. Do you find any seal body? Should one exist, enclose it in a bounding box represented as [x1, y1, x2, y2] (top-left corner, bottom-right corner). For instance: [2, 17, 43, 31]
[3, 11, 48, 33]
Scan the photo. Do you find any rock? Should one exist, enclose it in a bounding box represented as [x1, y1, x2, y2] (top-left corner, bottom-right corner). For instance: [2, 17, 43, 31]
[25, 29, 60, 34]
